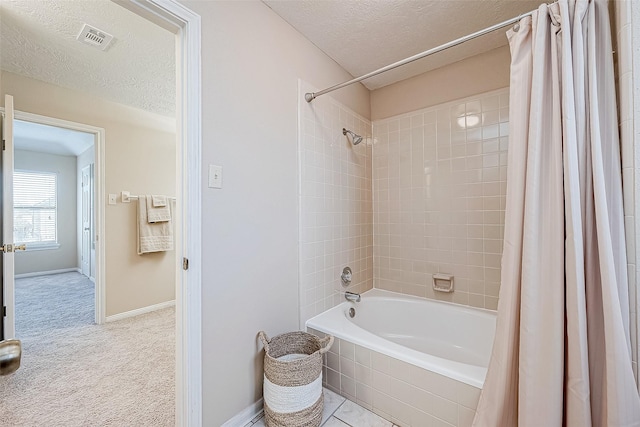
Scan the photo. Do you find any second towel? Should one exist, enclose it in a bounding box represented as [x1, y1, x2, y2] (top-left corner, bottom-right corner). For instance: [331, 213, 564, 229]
[147, 194, 171, 223]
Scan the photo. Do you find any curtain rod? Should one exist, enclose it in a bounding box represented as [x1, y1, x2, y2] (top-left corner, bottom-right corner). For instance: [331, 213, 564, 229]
[304, 9, 537, 103]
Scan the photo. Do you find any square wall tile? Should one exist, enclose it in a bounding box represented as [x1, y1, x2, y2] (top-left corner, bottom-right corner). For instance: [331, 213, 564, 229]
[616, 0, 640, 390]
[372, 88, 509, 310]
[299, 82, 373, 328]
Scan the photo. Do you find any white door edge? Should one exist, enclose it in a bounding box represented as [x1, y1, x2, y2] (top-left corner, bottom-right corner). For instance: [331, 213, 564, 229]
[81, 164, 92, 278]
[2, 95, 15, 340]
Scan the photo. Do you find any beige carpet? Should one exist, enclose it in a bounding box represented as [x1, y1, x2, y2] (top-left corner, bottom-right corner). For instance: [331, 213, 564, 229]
[0, 272, 175, 426]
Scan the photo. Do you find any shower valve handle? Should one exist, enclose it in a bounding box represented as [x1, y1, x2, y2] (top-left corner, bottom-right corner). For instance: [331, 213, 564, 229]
[341, 266, 352, 285]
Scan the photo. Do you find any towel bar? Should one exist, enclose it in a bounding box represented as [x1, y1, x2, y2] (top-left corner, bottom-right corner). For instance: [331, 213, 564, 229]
[121, 191, 176, 203]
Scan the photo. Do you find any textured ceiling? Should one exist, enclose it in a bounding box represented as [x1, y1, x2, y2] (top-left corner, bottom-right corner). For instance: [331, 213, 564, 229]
[263, 0, 542, 90]
[0, 0, 175, 117]
[15, 119, 94, 157]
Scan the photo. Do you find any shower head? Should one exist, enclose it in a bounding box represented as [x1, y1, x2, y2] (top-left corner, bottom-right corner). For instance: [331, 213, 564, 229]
[343, 128, 363, 145]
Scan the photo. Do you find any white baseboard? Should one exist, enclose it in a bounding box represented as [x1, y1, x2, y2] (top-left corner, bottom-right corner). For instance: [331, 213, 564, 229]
[89, 276, 96, 283]
[105, 300, 176, 322]
[15, 267, 81, 279]
[221, 399, 264, 427]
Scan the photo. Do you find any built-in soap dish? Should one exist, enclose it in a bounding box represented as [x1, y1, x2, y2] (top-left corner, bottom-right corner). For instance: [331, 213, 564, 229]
[433, 273, 454, 293]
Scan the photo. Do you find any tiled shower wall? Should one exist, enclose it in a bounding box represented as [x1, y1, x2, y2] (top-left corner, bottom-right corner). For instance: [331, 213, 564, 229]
[615, 0, 639, 385]
[298, 82, 373, 328]
[372, 89, 509, 310]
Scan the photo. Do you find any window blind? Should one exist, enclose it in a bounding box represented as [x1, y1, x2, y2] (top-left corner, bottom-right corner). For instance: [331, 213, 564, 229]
[14, 171, 57, 245]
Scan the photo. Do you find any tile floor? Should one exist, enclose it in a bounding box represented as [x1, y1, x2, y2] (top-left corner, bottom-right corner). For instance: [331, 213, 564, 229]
[245, 388, 396, 427]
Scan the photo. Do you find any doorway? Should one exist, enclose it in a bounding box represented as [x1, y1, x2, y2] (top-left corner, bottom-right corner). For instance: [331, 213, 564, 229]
[12, 117, 100, 337]
[1, 92, 178, 425]
[0, 0, 202, 424]
[13, 111, 105, 328]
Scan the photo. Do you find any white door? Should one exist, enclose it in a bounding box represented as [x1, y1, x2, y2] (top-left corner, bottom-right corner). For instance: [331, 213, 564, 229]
[89, 164, 95, 280]
[2, 95, 16, 339]
[81, 164, 91, 277]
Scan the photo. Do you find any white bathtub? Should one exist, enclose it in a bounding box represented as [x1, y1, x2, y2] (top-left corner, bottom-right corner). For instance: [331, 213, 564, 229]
[306, 289, 496, 427]
[306, 288, 496, 389]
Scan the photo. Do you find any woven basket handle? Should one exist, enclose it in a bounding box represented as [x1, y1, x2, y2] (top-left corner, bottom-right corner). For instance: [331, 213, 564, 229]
[319, 335, 334, 354]
[258, 331, 270, 352]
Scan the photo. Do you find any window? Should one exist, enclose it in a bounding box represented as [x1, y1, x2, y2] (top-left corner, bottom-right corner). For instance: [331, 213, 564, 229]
[14, 170, 58, 248]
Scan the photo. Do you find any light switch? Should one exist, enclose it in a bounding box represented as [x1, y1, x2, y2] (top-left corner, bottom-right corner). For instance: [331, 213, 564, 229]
[108, 194, 117, 205]
[209, 165, 223, 189]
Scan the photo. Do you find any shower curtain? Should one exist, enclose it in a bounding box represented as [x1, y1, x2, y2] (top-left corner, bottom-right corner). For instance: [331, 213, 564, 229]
[473, 0, 640, 426]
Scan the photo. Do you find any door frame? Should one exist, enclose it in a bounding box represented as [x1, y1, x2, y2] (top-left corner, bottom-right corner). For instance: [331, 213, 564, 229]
[6, 111, 107, 325]
[116, 0, 202, 425]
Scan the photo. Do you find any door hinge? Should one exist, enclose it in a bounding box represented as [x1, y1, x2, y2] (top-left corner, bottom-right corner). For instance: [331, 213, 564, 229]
[182, 257, 189, 271]
[2, 306, 6, 317]
[2, 139, 5, 151]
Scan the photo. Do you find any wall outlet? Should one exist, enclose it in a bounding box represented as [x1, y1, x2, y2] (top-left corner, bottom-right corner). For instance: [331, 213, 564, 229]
[108, 194, 117, 205]
[209, 165, 223, 189]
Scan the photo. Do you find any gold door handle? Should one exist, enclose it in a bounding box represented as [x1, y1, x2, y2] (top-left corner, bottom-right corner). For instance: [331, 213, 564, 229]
[1, 244, 26, 252]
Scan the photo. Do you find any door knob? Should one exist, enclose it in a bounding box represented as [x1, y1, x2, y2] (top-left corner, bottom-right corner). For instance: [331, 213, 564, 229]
[1, 244, 25, 252]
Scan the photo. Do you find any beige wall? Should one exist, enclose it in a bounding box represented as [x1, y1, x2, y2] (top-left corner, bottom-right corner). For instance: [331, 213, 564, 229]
[105, 125, 175, 316]
[370, 46, 511, 121]
[14, 150, 77, 274]
[2, 71, 176, 317]
[180, 0, 370, 424]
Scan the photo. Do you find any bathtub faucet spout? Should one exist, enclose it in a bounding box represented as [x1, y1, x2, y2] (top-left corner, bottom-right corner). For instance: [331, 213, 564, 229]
[345, 291, 361, 303]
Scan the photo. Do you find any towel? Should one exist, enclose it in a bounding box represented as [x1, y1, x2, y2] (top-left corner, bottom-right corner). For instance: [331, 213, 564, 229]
[152, 195, 167, 207]
[147, 194, 171, 223]
[137, 195, 174, 254]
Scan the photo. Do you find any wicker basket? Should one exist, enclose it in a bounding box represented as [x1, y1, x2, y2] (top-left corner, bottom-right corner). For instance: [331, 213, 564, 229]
[258, 331, 334, 427]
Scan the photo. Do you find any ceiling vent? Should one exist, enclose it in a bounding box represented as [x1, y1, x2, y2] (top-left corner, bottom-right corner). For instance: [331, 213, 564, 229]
[77, 24, 114, 51]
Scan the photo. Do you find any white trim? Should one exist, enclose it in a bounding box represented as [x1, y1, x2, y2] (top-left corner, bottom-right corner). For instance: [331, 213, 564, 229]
[221, 399, 264, 427]
[123, 1, 202, 426]
[95, 125, 106, 327]
[105, 300, 176, 322]
[7, 110, 106, 327]
[297, 80, 303, 330]
[3, 95, 16, 339]
[15, 267, 80, 279]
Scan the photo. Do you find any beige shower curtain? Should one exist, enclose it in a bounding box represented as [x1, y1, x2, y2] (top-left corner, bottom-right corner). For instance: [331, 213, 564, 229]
[473, 0, 640, 426]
